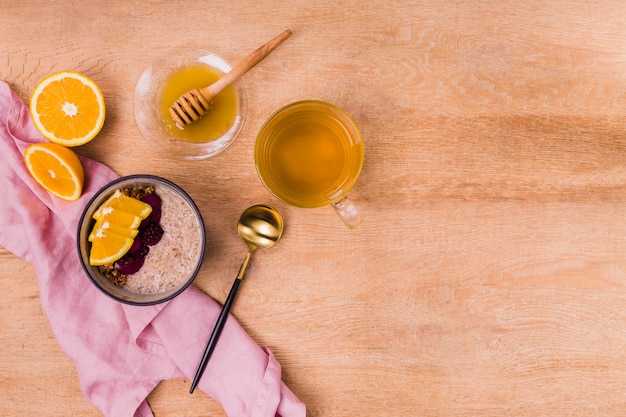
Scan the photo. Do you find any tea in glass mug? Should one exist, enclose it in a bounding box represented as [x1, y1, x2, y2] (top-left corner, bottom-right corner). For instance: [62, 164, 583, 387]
[255, 100, 364, 228]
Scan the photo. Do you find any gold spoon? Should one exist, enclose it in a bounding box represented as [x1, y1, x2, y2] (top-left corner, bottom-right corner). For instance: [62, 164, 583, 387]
[189, 204, 284, 394]
[170, 29, 293, 129]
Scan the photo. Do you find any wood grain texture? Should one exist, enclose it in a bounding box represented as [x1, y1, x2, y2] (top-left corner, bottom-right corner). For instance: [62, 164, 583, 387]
[2, 0, 626, 416]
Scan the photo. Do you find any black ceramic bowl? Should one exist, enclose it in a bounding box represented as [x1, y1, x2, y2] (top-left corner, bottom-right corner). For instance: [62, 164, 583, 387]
[77, 175, 206, 305]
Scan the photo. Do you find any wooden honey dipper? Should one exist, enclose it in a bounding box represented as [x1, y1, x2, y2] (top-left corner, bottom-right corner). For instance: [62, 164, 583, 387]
[169, 29, 293, 129]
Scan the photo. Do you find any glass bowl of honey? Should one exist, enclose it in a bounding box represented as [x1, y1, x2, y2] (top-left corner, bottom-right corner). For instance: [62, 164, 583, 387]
[133, 48, 247, 160]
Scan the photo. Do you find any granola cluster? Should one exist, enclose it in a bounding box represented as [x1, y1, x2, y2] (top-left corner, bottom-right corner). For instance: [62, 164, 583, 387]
[122, 185, 155, 200]
[98, 264, 127, 286]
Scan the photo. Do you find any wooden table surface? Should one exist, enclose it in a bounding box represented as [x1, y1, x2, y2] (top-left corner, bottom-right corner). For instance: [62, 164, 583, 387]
[3, 1, 626, 416]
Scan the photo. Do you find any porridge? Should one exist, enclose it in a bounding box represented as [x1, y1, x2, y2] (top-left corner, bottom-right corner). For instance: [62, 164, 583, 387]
[94, 185, 204, 295]
[124, 187, 203, 294]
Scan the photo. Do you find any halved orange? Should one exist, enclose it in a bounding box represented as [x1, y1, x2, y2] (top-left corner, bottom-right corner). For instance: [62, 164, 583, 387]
[89, 229, 135, 266]
[30, 71, 105, 147]
[23, 142, 85, 201]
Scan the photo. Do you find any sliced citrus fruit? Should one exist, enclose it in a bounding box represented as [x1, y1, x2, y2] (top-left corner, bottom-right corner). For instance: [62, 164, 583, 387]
[30, 71, 105, 147]
[88, 217, 139, 242]
[94, 209, 143, 229]
[92, 190, 152, 220]
[89, 229, 134, 266]
[24, 142, 85, 201]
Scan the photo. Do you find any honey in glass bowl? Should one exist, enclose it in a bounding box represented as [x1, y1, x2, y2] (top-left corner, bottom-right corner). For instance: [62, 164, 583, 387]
[159, 63, 238, 143]
[133, 49, 247, 160]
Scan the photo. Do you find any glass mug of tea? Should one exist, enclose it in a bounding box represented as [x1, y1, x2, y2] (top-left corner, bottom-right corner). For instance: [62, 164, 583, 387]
[255, 100, 364, 228]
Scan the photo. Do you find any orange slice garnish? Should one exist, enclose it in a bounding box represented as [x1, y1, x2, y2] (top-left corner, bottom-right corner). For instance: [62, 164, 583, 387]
[93, 190, 152, 220]
[88, 217, 139, 242]
[88, 190, 153, 265]
[95, 209, 143, 230]
[89, 229, 135, 266]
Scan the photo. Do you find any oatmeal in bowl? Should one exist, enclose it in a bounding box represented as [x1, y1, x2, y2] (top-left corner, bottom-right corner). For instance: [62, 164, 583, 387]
[77, 175, 206, 305]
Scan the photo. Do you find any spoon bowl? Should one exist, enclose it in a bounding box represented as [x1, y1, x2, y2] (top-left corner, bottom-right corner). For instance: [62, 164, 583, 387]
[189, 204, 284, 393]
[238, 204, 284, 251]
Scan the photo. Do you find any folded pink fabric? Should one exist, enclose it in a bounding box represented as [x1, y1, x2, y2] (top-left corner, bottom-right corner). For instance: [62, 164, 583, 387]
[0, 80, 305, 417]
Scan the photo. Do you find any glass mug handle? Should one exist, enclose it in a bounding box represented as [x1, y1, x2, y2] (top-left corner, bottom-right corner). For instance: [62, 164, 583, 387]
[332, 195, 362, 229]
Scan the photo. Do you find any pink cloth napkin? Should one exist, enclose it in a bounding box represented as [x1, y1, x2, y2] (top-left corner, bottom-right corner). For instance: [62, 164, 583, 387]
[0, 80, 305, 417]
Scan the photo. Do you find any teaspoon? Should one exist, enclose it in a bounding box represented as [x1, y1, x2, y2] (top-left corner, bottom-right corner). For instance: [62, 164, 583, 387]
[189, 204, 284, 393]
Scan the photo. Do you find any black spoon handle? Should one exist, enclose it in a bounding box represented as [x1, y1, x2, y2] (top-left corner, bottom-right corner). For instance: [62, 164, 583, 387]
[189, 277, 242, 394]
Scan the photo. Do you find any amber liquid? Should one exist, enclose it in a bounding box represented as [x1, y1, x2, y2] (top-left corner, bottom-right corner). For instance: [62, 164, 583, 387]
[159, 63, 238, 143]
[256, 102, 363, 208]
